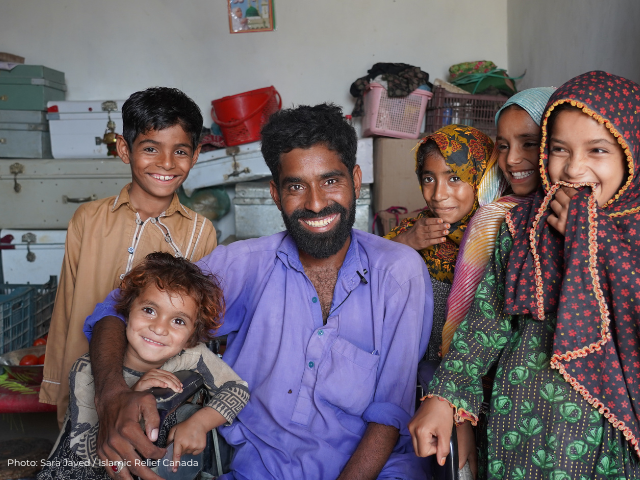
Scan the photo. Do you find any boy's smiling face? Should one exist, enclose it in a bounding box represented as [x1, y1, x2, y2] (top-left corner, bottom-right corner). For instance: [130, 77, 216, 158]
[117, 124, 200, 218]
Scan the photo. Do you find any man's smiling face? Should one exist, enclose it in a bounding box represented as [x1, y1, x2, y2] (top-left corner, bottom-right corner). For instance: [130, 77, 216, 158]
[270, 144, 362, 259]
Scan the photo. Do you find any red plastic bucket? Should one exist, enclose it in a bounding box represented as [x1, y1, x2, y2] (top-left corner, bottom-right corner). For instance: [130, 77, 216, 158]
[211, 86, 282, 146]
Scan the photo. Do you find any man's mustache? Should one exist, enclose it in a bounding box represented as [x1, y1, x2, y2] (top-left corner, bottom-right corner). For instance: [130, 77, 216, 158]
[287, 203, 346, 222]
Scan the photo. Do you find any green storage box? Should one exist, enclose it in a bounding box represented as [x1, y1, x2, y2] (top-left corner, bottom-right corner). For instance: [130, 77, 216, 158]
[0, 65, 66, 111]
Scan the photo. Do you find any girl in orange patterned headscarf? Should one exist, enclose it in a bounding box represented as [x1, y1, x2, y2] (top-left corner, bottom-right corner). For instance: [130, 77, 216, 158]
[385, 124, 498, 479]
[385, 124, 497, 362]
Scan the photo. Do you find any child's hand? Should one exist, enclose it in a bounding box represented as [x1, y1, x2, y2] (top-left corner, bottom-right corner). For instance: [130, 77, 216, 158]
[392, 217, 449, 251]
[166, 418, 208, 473]
[547, 186, 579, 236]
[457, 421, 477, 479]
[132, 369, 183, 393]
[166, 407, 227, 473]
[408, 396, 455, 465]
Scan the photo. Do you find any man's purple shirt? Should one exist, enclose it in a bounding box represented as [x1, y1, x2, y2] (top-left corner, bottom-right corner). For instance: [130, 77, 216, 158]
[84, 230, 433, 480]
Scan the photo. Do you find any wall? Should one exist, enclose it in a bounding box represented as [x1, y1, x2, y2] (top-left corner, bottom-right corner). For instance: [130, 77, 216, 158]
[1, 0, 508, 118]
[507, 0, 640, 89]
[2, 0, 507, 240]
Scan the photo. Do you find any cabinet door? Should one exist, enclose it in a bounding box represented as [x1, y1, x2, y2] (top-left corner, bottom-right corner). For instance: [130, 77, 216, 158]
[0, 229, 66, 284]
[182, 151, 271, 194]
[0, 159, 131, 229]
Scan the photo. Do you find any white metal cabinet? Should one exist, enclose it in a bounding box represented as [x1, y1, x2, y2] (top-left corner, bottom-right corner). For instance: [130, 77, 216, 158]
[47, 100, 126, 159]
[0, 158, 131, 229]
[1, 229, 66, 284]
[182, 142, 271, 195]
[0, 110, 51, 159]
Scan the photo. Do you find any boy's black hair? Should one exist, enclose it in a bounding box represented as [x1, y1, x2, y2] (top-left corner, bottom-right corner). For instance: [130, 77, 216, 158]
[121, 87, 203, 152]
[260, 103, 357, 186]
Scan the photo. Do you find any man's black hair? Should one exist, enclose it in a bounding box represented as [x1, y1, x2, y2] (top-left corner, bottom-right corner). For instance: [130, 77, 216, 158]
[122, 87, 203, 152]
[260, 103, 357, 186]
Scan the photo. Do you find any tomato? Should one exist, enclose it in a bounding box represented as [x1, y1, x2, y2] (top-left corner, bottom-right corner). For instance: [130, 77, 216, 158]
[19, 354, 38, 366]
[33, 337, 47, 346]
[37, 354, 46, 365]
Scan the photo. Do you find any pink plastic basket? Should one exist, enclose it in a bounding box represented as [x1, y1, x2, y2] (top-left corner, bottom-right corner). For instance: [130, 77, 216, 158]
[362, 83, 433, 139]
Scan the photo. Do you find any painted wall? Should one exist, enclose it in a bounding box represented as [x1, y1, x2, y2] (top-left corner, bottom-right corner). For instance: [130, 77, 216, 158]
[1, 0, 508, 119]
[507, 0, 640, 89]
[1, 0, 508, 241]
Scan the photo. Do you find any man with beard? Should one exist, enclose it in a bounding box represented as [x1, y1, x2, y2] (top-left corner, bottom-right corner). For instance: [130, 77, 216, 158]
[82, 103, 433, 480]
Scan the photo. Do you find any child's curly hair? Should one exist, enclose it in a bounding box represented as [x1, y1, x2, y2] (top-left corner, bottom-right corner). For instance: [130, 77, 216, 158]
[115, 252, 224, 348]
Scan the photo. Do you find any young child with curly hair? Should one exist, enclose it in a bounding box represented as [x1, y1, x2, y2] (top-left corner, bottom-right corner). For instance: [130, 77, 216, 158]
[39, 252, 249, 480]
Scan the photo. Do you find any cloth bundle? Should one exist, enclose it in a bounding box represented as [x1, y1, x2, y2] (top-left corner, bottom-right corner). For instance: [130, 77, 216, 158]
[350, 62, 432, 117]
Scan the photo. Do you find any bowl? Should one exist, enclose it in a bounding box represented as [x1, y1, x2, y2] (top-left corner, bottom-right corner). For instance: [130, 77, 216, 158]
[0, 345, 46, 385]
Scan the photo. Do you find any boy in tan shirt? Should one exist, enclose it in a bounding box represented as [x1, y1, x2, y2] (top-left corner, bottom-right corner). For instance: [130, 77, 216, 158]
[40, 87, 217, 427]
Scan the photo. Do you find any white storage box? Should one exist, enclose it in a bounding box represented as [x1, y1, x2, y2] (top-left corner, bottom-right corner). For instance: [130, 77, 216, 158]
[183, 138, 374, 195]
[1, 229, 66, 284]
[233, 182, 371, 239]
[183, 142, 271, 195]
[0, 158, 131, 229]
[47, 100, 126, 159]
[356, 137, 373, 184]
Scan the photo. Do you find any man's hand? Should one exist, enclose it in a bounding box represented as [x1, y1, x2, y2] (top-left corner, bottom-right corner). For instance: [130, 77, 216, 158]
[457, 420, 477, 479]
[95, 386, 166, 480]
[408, 396, 454, 466]
[547, 186, 579, 236]
[391, 217, 449, 251]
[90, 316, 165, 480]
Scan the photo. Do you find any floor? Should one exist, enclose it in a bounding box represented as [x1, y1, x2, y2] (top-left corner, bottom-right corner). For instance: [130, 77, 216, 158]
[0, 411, 59, 442]
[0, 413, 58, 480]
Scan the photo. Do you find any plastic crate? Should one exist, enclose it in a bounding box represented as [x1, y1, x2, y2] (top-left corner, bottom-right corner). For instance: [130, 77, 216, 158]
[424, 86, 508, 138]
[362, 83, 433, 139]
[0, 276, 56, 354]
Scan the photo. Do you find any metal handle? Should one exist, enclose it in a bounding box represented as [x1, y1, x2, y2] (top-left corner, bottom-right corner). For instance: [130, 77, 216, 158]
[224, 167, 251, 181]
[0, 138, 6, 144]
[101, 100, 118, 112]
[62, 194, 98, 204]
[223, 153, 251, 181]
[0, 95, 7, 101]
[21, 233, 36, 263]
[10, 162, 23, 193]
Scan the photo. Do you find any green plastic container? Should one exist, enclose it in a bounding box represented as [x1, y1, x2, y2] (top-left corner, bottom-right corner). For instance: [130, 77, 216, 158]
[0, 65, 66, 111]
